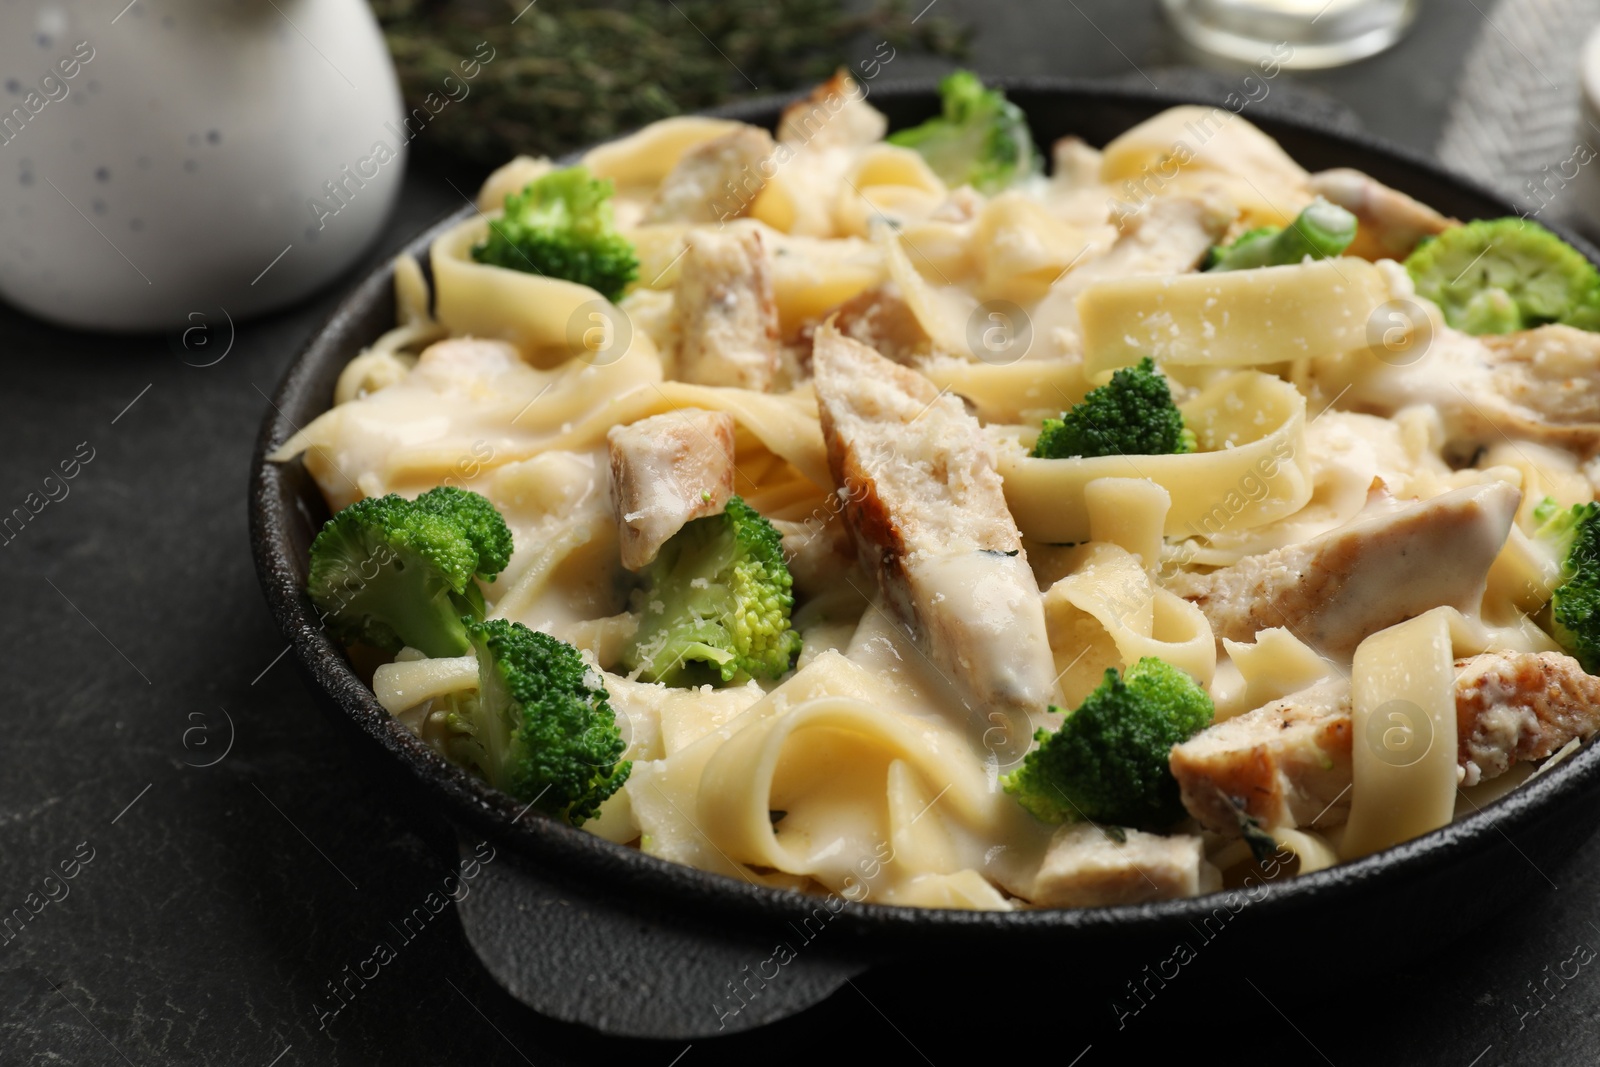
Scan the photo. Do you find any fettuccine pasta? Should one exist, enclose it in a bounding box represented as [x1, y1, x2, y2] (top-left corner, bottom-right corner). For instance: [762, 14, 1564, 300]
[274, 71, 1600, 913]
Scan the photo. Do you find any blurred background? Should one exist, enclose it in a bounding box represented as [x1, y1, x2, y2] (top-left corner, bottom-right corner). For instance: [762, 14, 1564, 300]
[4, 0, 1594, 330]
[365, 0, 1589, 230]
[7, 0, 1593, 331]
[8, 1, 1600, 1065]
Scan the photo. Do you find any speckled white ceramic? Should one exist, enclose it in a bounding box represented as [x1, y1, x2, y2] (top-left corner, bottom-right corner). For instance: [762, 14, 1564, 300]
[0, 0, 406, 331]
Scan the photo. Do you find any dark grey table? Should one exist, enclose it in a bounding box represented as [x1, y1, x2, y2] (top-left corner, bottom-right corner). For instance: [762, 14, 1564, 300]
[4, 1, 1591, 1063]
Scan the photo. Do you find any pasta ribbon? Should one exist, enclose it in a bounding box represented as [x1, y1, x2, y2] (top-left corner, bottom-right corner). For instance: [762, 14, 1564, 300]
[394, 253, 432, 326]
[893, 214, 978, 287]
[1077, 257, 1393, 375]
[1340, 608, 1462, 859]
[1482, 439, 1594, 530]
[272, 334, 663, 507]
[1001, 370, 1312, 544]
[885, 758, 959, 874]
[1042, 542, 1216, 690]
[1267, 827, 1339, 874]
[607, 383, 835, 493]
[431, 215, 637, 365]
[1213, 627, 1336, 721]
[751, 141, 860, 237]
[623, 223, 693, 291]
[1084, 477, 1171, 571]
[330, 257, 441, 405]
[489, 507, 618, 630]
[476, 155, 556, 211]
[697, 692, 991, 891]
[582, 116, 745, 187]
[973, 191, 1097, 303]
[585, 789, 640, 846]
[371, 654, 477, 715]
[876, 870, 1014, 910]
[920, 357, 1092, 425]
[1098, 106, 1313, 228]
[1483, 525, 1565, 625]
[604, 674, 764, 759]
[879, 226, 977, 356]
[334, 345, 422, 407]
[557, 613, 641, 671]
[832, 143, 947, 237]
[765, 232, 885, 327]
[628, 649, 967, 887]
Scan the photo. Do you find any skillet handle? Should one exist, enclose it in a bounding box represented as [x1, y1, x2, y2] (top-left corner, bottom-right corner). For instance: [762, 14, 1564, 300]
[449, 829, 866, 1038]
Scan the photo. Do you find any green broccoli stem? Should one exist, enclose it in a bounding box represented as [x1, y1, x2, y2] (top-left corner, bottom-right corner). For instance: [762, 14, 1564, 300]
[1210, 199, 1357, 272]
[445, 618, 631, 826]
[623, 496, 801, 685]
[341, 553, 478, 658]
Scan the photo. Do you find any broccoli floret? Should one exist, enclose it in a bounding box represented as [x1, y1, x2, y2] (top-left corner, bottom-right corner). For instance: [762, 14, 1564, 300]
[1002, 657, 1214, 828]
[307, 486, 513, 658]
[886, 70, 1040, 195]
[1031, 357, 1195, 459]
[1533, 496, 1600, 673]
[471, 165, 639, 301]
[1405, 217, 1600, 334]
[1205, 198, 1358, 271]
[622, 496, 802, 685]
[442, 618, 629, 825]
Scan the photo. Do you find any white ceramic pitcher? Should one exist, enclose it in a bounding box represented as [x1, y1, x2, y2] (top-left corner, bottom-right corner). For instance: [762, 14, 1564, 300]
[0, 0, 406, 331]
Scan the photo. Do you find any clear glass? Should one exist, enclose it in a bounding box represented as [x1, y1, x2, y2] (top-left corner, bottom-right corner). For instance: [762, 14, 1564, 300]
[1161, 0, 1419, 69]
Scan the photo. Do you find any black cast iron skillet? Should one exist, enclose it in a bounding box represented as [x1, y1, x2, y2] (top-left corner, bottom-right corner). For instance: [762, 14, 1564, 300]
[250, 77, 1600, 1039]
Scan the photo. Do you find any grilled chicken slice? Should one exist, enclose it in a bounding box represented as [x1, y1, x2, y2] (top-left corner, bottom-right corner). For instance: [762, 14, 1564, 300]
[1166, 482, 1520, 661]
[1457, 649, 1600, 786]
[1308, 167, 1456, 261]
[1476, 326, 1600, 446]
[828, 281, 931, 365]
[607, 408, 736, 570]
[1315, 324, 1600, 458]
[1071, 194, 1235, 285]
[811, 323, 1057, 733]
[643, 125, 776, 225]
[1172, 650, 1600, 835]
[1171, 678, 1355, 837]
[672, 228, 782, 390]
[1030, 823, 1216, 907]
[776, 70, 887, 149]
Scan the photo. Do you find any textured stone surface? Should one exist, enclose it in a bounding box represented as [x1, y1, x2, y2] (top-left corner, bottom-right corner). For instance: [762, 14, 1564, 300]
[5, 2, 1596, 1063]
